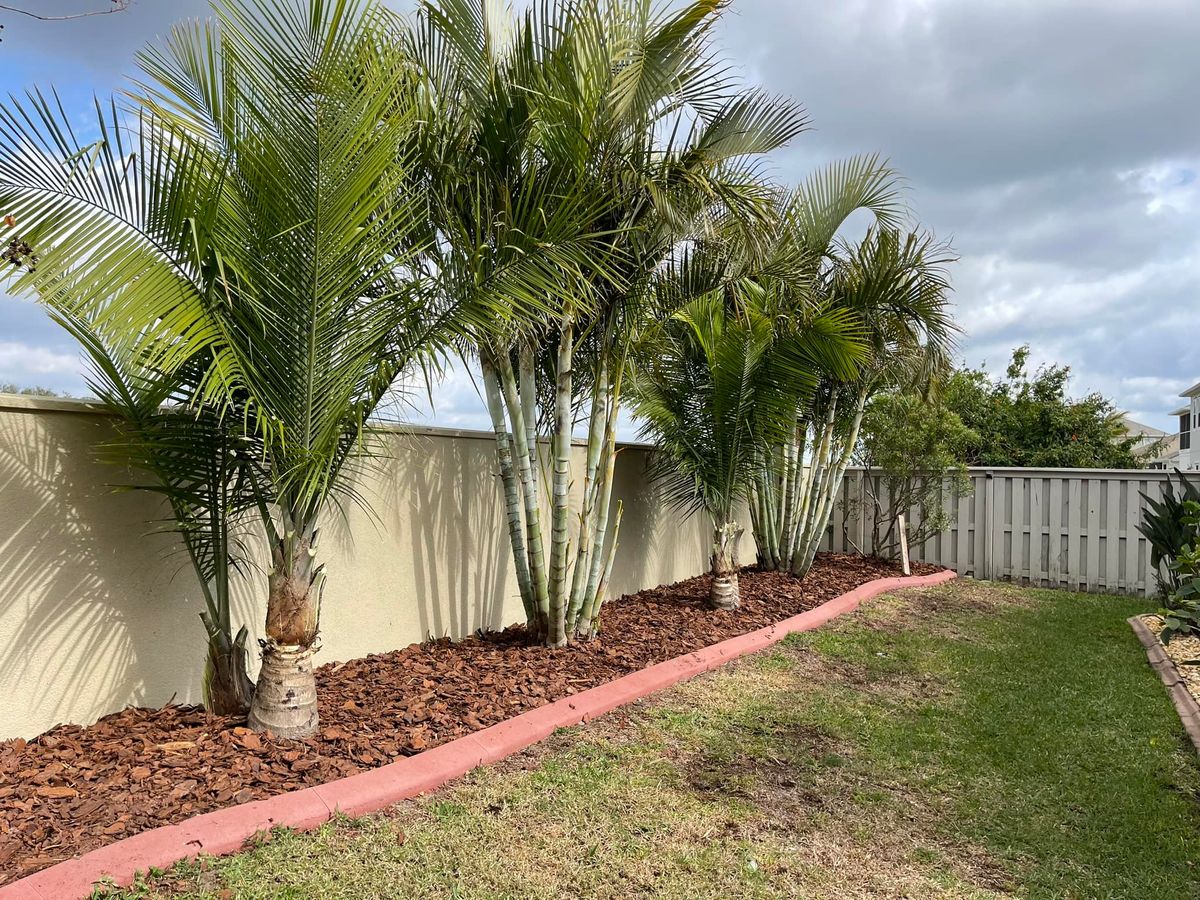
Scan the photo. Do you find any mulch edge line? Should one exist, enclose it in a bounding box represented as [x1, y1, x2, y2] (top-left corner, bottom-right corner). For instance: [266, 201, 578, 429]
[1, 569, 956, 900]
[1128, 615, 1200, 753]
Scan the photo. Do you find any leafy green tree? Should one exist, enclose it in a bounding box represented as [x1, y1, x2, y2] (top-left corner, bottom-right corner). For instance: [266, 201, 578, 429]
[944, 346, 1143, 468]
[855, 391, 977, 560]
[0, 383, 60, 396]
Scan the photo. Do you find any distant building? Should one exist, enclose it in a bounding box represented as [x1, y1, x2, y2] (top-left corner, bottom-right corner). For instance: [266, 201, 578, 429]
[1120, 415, 1176, 468]
[1168, 381, 1200, 471]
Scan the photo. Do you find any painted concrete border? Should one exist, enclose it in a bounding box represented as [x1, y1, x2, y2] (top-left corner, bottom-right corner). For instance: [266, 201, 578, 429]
[2, 569, 957, 899]
[1128, 615, 1200, 752]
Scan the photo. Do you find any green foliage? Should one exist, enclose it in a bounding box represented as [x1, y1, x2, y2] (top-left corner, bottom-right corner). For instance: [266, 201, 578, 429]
[856, 390, 977, 558]
[1159, 501, 1200, 644]
[944, 345, 1143, 468]
[1139, 470, 1200, 594]
[0, 383, 60, 396]
[632, 289, 863, 525]
[52, 308, 263, 713]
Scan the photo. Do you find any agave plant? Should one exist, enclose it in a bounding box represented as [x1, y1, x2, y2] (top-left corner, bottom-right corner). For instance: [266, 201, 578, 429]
[0, 0, 480, 737]
[1139, 470, 1200, 596]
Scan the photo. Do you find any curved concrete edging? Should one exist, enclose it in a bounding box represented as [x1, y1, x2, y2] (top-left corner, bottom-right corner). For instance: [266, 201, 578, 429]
[1128, 615, 1200, 753]
[2, 569, 957, 900]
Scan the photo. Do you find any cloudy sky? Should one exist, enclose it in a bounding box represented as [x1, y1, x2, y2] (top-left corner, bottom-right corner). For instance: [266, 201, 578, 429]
[0, 0, 1196, 433]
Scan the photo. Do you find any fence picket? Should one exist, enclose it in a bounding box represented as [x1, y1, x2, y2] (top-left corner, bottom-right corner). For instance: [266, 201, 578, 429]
[836, 466, 1171, 597]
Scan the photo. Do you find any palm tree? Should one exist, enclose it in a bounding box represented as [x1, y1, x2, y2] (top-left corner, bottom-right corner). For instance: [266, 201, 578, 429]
[0, 0, 462, 737]
[737, 156, 957, 575]
[631, 289, 864, 609]
[413, 0, 806, 644]
[53, 310, 264, 716]
[408, 0, 630, 645]
[775, 226, 959, 577]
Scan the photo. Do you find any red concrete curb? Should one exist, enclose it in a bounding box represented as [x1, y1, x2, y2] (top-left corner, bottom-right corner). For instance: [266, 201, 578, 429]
[3, 569, 957, 899]
[1128, 615, 1200, 753]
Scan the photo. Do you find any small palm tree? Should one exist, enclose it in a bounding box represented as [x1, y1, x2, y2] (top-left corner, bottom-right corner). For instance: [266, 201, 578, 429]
[54, 310, 264, 715]
[784, 226, 959, 576]
[0, 0, 459, 737]
[632, 292, 863, 609]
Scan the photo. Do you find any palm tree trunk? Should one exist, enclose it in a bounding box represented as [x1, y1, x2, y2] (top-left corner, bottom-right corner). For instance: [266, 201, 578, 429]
[498, 350, 550, 639]
[790, 398, 838, 575]
[567, 355, 608, 632]
[709, 517, 743, 610]
[186, 508, 254, 717]
[202, 623, 255, 717]
[248, 516, 323, 738]
[519, 342, 540, 502]
[546, 320, 574, 648]
[482, 355, 535, 624]
[581, 364, 622, 629]
[777, 434, 799, 566]
[749, 481, 766, 567]
[793, 390, 867, 577]
[582, 500, 622, 638]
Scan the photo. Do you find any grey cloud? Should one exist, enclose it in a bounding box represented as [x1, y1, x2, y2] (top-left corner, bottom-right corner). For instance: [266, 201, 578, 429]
[720, 0, 1200, 186]
[715, 0, 1200, 430]
[0, 0, 1197, 433]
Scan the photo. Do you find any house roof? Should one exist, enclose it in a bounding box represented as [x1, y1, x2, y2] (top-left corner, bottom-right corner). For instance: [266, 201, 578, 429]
[1181, 380, 1200, 398]
[1170, 405, 1191, 417]
[1119, 414, 1168, 438]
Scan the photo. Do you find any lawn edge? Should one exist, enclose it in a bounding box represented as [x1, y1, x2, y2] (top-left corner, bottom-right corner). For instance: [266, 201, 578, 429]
[1, 569, 956, 900]
[1128, 615, 1200, 753]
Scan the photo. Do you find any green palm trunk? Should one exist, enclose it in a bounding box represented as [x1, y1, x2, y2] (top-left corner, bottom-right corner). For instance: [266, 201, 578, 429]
[497, 349, 551, 639]
[546, 321, 575, 647]
[482, 355, 536, 623]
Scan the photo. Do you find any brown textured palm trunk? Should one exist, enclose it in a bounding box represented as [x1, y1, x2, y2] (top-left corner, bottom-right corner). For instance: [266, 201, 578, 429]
[248, 524, 322, 738]
[708, 519, 743, 611]
[204, 626, 255, 717]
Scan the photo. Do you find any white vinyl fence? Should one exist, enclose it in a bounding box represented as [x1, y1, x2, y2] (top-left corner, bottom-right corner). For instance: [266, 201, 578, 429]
[820, 467, 1173, 597]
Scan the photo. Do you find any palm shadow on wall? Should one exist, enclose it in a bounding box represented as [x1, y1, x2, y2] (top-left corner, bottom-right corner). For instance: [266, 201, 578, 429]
[372, 430, 514, 641]
[0, 409, 224, 738]
[602, 445, 709, 598]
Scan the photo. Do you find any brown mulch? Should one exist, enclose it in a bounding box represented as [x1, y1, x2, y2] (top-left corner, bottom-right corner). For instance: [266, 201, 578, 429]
[0, 554, 939, 884]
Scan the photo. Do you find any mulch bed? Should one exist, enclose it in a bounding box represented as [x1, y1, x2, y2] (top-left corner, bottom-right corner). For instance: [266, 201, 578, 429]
[0, 554, 939, 884]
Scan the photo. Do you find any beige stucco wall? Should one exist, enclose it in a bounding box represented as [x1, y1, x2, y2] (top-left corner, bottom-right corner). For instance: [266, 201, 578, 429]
[0, 396, 714, 740]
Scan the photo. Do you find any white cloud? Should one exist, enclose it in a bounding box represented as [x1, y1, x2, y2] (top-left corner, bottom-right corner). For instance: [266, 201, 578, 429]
[0, 341, 78, 378]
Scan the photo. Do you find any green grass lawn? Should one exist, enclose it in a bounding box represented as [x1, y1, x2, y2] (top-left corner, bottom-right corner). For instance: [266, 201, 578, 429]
[108, 580, 1200, 899]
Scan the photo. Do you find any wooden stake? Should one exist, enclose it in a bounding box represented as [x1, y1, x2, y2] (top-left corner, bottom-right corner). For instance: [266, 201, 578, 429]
[898, 513, 911, 576]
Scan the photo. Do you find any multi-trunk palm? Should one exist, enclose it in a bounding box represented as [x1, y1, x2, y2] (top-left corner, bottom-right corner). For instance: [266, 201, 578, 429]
[755, 218, 959, 577]
[414, 0, 806, 644]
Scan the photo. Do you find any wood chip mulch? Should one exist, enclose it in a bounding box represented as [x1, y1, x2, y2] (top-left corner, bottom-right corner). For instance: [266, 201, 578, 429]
[0, 553, 939, 883]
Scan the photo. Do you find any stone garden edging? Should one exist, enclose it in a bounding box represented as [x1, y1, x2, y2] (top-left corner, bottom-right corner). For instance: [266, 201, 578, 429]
[1, 569, 957, 900]
[1129, 615, 1200, 753]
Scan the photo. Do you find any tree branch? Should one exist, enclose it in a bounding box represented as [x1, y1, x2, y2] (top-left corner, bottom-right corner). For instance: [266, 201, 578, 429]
[0, 0, 129, 21]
